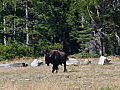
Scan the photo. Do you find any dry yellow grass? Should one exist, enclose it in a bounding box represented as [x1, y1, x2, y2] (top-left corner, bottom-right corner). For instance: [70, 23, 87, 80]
[0, 57, 120, 90]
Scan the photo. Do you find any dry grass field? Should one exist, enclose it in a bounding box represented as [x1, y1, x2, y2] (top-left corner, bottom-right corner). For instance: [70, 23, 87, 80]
[0, 57, 120, 90]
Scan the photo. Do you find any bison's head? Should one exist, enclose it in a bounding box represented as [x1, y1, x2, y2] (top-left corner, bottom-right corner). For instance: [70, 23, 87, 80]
[45, 54, 51, 66]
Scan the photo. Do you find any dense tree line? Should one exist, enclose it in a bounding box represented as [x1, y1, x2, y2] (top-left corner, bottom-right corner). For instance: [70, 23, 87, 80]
[0, 0, 120, 59]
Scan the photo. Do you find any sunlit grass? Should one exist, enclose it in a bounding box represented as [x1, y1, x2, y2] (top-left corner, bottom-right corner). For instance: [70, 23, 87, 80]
[0, 57, 120, 90]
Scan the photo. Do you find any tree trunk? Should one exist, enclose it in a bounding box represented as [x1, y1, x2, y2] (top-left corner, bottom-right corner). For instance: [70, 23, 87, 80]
[3, 17, 7, 46]
[13, 4, 17, 42]
[62, 30, 70, 54]
[25, 1, 29, 47]
[81, 16, 84, 28]
[99, 39, 104, 56]
[3, 3, 7, 46]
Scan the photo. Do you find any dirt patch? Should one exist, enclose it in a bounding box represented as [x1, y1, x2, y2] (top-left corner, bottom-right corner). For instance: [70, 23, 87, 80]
[107, 56, 120, 60]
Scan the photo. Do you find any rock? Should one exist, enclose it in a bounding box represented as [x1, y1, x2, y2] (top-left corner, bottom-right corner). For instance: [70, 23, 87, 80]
[66, 58, 79, 65]
[31, 59, 43, 66]
[8, 63, 28, 67]
[83, 59, 91, 65]
[0, 63, 28, 67]
[0, 64, 10, 67]
[104, 59, 111, 64]
[98, 56, 111, 65]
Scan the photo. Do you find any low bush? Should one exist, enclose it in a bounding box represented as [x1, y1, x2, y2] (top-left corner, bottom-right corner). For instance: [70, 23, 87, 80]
[0, 43, 63, 60]
[72, 53, 100, 58]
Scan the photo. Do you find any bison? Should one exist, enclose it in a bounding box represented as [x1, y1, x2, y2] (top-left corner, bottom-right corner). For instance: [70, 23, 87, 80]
[45, 50, 68, 73]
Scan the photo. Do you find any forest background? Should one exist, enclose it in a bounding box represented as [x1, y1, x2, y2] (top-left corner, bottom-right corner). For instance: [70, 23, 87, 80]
[0, 0, 120, 60]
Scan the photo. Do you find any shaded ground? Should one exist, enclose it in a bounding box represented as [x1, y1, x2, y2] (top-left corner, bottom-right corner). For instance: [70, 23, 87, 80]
[0, 57, 120, 90]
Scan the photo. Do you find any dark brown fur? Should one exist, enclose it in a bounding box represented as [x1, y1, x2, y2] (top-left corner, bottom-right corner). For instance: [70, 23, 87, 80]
[45, 50, 68, 73]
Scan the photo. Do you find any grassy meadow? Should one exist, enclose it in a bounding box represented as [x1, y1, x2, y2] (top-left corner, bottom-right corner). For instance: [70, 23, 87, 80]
[0, 57, 120, 90]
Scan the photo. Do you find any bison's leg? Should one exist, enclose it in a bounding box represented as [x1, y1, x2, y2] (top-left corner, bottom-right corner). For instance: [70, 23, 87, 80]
[55, 65, 58, 73]
[47, 63, 49, 66]
[52, 65, 56, 73]
[63, 61, 67, 72]
[52, 65, 58, 73]
[52, 69, 55, 73]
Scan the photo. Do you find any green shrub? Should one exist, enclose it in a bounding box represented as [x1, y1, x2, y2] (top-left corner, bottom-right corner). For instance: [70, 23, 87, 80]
[0, 44, 33, 60]
[0, 43, 63, 60]
[0, 55, 6, 60]
[73, 53, 99, 58]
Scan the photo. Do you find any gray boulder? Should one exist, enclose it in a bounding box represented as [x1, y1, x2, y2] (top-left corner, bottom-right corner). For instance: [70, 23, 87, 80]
[0, 63, 28, 67]
[83, 59, 91, 65]
[31, 59, 43, 66]
[98, 56, 111, 65]
[66, 58, 79, 65]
